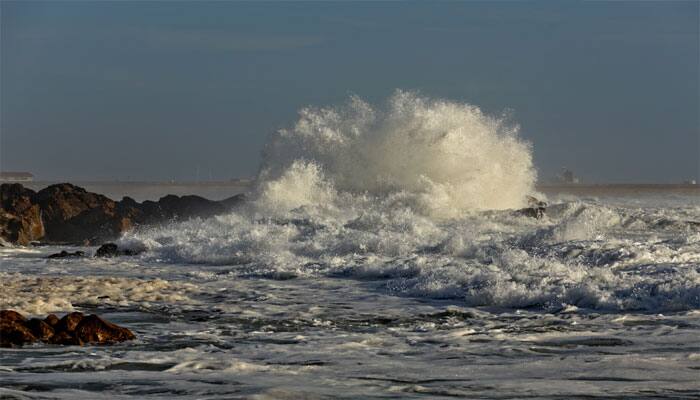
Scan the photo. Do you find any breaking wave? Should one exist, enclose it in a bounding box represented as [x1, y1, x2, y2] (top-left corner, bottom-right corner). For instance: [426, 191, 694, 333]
[117, 92, 700, 312]
[256, 90, 536, 218]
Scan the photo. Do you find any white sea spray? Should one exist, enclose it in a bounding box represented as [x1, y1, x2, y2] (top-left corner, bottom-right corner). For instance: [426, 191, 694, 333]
[111, 93, 700, 312]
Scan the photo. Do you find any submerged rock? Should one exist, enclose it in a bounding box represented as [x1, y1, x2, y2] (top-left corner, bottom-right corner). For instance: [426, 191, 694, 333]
[47, 250, 86, 259]
[95, 243, 141, 257]
[0, 309, 136, 347]
[518, 196, 547, 219]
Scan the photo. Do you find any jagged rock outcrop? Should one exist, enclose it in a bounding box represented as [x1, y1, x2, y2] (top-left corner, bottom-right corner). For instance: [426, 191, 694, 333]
[0, 184, 44, 245]
[0, 183, 246, 245]
[0, 310, 135, 347]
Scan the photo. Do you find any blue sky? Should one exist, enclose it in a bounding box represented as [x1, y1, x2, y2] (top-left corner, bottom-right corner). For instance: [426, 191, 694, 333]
[1, 1, 698, 183]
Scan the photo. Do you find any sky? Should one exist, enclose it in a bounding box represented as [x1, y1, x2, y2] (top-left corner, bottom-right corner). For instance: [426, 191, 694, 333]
[1, 1, 698, 183]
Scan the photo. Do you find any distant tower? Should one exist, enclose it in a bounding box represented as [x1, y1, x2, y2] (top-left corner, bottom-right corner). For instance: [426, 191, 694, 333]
[560, 167, 578, 184]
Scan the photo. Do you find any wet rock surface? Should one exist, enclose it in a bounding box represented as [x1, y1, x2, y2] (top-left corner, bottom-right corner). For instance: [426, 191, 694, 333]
[0, 310, 135, 347]
[518, 196, 548, 219]
[94, 243, 142, 257]
[0, 183, 246, 245]
[0, 184, 44, 245]
[47, 250, 86, 259]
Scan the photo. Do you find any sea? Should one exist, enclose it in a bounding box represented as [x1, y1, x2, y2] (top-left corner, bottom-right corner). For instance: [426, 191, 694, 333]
[1, 92, 699, 399]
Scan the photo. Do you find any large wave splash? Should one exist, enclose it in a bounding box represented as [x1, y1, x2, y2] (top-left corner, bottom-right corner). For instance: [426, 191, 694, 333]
[256, 90, 537, 218]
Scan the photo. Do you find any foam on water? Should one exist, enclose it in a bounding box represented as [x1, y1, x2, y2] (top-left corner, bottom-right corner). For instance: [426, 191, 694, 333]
[0, 272, 199, 315]
[2, 93, 699, 399]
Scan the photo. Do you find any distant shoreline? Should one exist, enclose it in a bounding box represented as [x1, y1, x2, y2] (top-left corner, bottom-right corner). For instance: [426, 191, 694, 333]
[9, 180, 699, 189]
[22, 180, 253, 187]
[537, 183, 700, 189]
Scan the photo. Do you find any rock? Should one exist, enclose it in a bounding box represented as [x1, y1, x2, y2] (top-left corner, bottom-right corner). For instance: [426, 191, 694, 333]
[44, 314, 60, 327]
[0, 319, 37, 347]
[48, 331, 81, 346]
[158, 194, 226, 219]
[518, 196, 547, 219]
[220, 193, 247, 209]
[0, 183, 248, 246]
[95, 243, 120, 257]
[137, 194, 226, 225]
[47, 250, 86, 259]
[95, 243, 141, 257]
[35, 183, 120, 245]
[25, 318, 55, 341]
[74, 314, 136, 344]
[0, 309, 26, 323]
[1, 310, 36, 347]
[0, 184, 44, 245]
[0, 309, 136, 347]
[55, 311, 85, 333]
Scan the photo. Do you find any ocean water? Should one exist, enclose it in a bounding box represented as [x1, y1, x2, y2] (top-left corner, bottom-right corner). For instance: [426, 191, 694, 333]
[1, 92, 699, 399]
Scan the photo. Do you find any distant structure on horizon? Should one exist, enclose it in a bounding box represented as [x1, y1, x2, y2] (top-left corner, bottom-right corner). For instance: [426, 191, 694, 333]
[558, 168, 579, 184]
[0, 171, 34, 182]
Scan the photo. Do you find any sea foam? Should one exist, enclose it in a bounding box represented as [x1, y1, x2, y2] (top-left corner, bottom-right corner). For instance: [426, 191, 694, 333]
[256, 90, 537, 218]
[115, 92, 700, 312]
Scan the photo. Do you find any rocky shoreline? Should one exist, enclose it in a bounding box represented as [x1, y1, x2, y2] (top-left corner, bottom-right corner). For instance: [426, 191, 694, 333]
[1, 182, 548, 247]
[0, 182, 245, 246]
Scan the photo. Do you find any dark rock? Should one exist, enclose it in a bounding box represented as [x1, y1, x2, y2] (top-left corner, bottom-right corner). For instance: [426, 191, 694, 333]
[48, 331, 81, 346]
[44, 314, 60, 327]
[55, 311, 85, 333]
[0, 319, 37, 347]
[74, 314, 136, 344]
[0, 184, 44, 245]
[47, 250, 86, 259]
[0, 309, 26, 323]
[95, 243, 119, 257]
[0, 309, 135, 347]
[0, 183, 248, 246]
[221, 193, 247, 209]
[25, 318, 55, 341]
[159, 194, 225, 219]
[120, 196, 138, 207]
[518, 196, 547, 219]
[1, 310, 35, 347]
[35, 183, 121, 245]
[94, 243, 141, 257]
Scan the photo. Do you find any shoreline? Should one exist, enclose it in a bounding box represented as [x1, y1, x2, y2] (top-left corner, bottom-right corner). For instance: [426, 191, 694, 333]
[6, 180, 700, 188]
[3, 180, 698, 203]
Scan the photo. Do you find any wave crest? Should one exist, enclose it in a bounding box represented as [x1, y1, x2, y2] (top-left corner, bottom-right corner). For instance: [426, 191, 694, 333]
[256, 90, 536, 218]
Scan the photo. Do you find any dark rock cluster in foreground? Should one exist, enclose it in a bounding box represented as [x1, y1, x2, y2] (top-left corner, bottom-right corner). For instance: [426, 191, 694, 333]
[0, 310, 135, 347]
[45, 242, 143, 258]
[0, 183, 245, 246]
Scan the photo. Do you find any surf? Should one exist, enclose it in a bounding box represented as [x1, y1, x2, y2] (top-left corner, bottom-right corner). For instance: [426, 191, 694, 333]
[256, 90, 537, 218]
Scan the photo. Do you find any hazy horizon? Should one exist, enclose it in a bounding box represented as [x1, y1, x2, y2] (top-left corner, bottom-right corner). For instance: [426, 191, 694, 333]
[1, 1, 698, 184]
